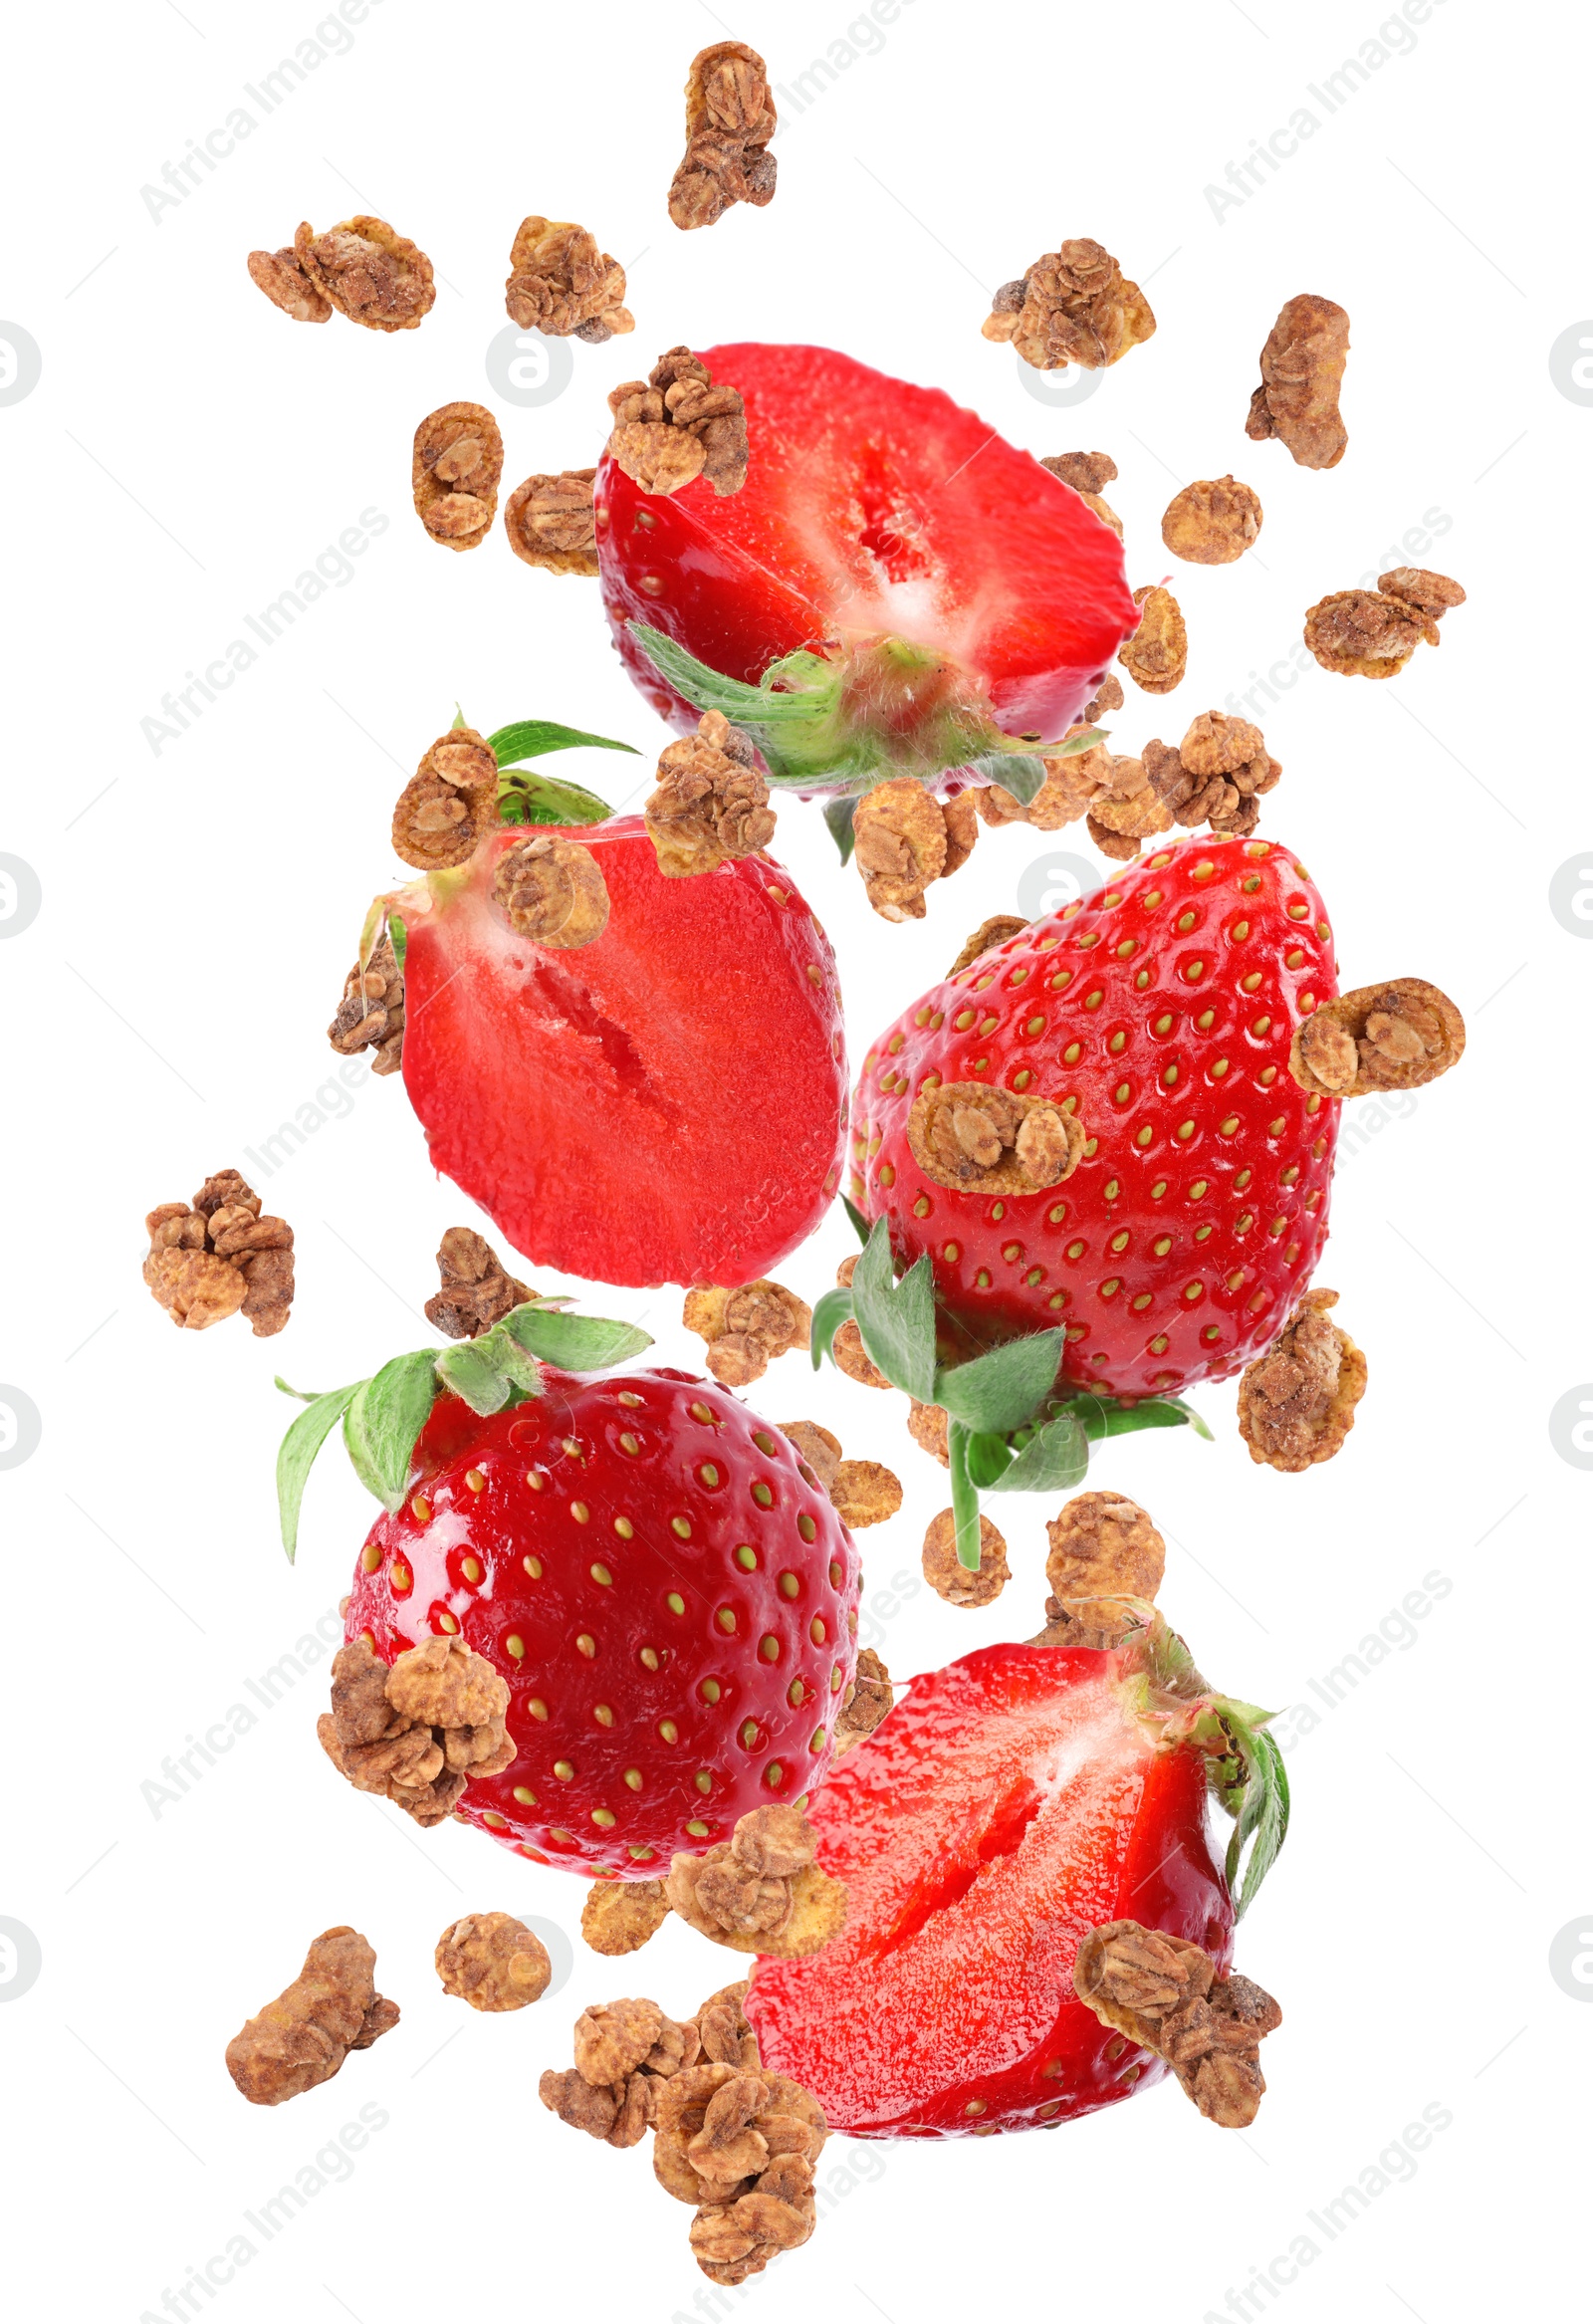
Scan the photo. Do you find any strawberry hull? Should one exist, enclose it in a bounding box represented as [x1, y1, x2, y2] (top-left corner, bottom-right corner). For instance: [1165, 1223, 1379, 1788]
[748, 1643, 1233, 2136]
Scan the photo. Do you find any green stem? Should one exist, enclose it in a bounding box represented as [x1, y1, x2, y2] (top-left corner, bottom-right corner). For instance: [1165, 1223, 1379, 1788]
[947, 1420, 984, 1569]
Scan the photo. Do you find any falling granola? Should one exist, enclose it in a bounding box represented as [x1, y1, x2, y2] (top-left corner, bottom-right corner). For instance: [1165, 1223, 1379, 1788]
[318, 1634, 514, 1827]
[504, 217, 633, 341]
[328, 929, 404, 1075]
[948, 913, 1029, 975]
[1161, 476, 1262, 565]
[1237, 1288, 1367, 1474]
[492, 833, 610, 949]
[1041, 449, 1123, 534]
[1289, 979, 1466, 1098]
[582, 1879, 672, 1958]
[1032, 1491, 1165, 1648]
[665, 1805, 847, 1959]
[435, 1913, 552, 2010]
[424, 1226, 533, 1340]
[225, 1927, 398, 2105]
[412, 403, 503, 552]
[143, 1169, 294, 1337]
[607, 348, 749, 497]
[777, 1422, 902, 1529]
[1118, 584, 1189, 695]
[1303, 569, 1465, 678]
[832, 1649, 894, 1753]
[504, 468, 599, 575]
[644, 711, 776, 874]
[922, 1509, 1010, 1608]
[683, 1278, 811, 1387]
[851, 780, 951, 920]
[669, 43, 778, 230]
[1072, 1920, 1281, 2129]
[906, 1081, 1084, 1195]
[1246, 294, 1350, 470]
[983, 239, 1156, 370]
[271, 216, 434, 331]
[391, 726, 502, 869]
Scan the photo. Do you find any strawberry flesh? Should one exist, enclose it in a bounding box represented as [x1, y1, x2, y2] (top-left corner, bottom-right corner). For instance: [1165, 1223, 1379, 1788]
[344, 1369, 862, 1879]
[747, 1641, 1232, 2135]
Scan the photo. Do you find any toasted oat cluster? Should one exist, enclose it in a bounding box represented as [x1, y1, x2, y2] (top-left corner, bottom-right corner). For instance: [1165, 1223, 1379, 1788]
[1289, 978, 1466, 1098]
[1073, 1921, 1281, 2128]
[644, 712, 776, 875]
[906, 1080, 1085, 1196]
[328, 929, 404, 1075]
[607, 347, 749, 496]
[983, 238, 1156, 369]
[504, 468, 598, 576]
[682, 1278, 811, 1387]
[1040, 448, 1123, 535]
[777, 1420, 902, 1532]
[248, 216, 434, 331]
[669, 43, 778, 230]
[852, 780, 980, 920]
[391, 726, 501, 870]
[582, 1879, 673, 1959]
[1161, 476, 1263, 564]
[423, 1226, 533, 1341]
[504, 216, 633, 341]
[1119, 584, 1189, 695]
[1303, 568, 1465, 678]
[540, 1981, 828, 2285]
[318, 1634, 514, 1827]
[143, 1169, 294, 1337]
[922, 1509, 1010, 1608]
[412, 403, 503, 552]
[225, 1927, 398, 2106]
[492, 833, 610, 950]
[1033, 1492, 1166, 1648]
[947, 914, 1030, 976]
[435, 1913, 552, 2011]
[832, 1647, 894, 1754]
[1246, 293, 1350, 470]
[971, 707, 1276, 864]
[665, 1805, 847, 1959]
[1238, 1288, 1367, 1475]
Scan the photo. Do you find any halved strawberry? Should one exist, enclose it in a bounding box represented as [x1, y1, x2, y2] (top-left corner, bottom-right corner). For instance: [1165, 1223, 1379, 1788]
[596, 343, 1140, 793]
[748, 1628, 1283, 2136]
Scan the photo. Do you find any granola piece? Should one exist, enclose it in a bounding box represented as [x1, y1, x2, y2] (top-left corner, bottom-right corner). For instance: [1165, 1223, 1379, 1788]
[1302, 587, 1432, 679]
[829, 1460, 902, 1529]
[1245, 294, 1350, 470]
[492, 833, 610, 949]
[907, 1081, 1085, 1197]
[435, 1913, 552, 2011]
[412, 402, 502, 552]
[504, 468, 598, 575]
[906, 1398, 950, 1469]
[832, 1320, 889, 1390]
[1377, 567, 1466, 621]
[777, 1421, 842, 1494]
[575, 1997, 665, 2086]
[1161, 477, 1262, 566]
[390, 727, 500, 869]
[833, 1649, 893, 1754]
[1139, 713, 1280, 845]
[539, 2065, 624, 2141]
[694, 1980, 761, 2070]
[948, 913, 1029, 976]
[1041, 450, 1118, 495]
[328, 929, 405, 1075]
[645, 711, 775, 875]
[423, 1225, 533, 1340]
[294, 216, 434, 332]
[940, 789, 981, 876]
[504, 216, 632, 341]
[142, 1169, 294, 1337]
[1237, 1288, 1367, 1474]
[582, 1879, 671, 1958]
[1119, 584, 1188, 695]
[1078, 673, 1125, 726]
[225, 1927, 398, 2106]
[971, 776, 1032, 828]
[1085, 753, 1177, 861]
[669, 43, 778, 231]
[666, 1808, 846, 1959]
[922, 1510, 1010, 1607]
[851, 780, 949, 920]
[1289, 979, 1466, 1098]
[318, 1637, 513, 1827]
[682, 1278, 811, 1388]
[246, 244, 332, 323]
[607, 347, 749, 496]
[1040, 1491, 1164, 1647]
[1072, 1920, 1279, 2130]
[984, 239, 1156, 370]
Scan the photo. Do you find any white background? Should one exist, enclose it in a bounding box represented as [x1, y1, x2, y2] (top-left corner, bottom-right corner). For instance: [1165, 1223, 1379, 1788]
[2, 3, 1587, 2319]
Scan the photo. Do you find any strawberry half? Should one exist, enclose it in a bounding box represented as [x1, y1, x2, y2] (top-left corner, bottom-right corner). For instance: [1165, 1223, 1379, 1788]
[279, 1302, 861, 1879]
[596, 343, 1140, 796]
[748, 1628, 1284, 2136]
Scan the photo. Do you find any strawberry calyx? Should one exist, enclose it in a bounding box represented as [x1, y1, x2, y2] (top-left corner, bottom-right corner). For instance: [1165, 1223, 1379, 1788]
[482, 714, 635, 827]
[813, 1215, 1210, 1569]
[1115, 1615, 1290, 1919]
[273, 1297, 653, 1561]
[631, 621, 1107, 801]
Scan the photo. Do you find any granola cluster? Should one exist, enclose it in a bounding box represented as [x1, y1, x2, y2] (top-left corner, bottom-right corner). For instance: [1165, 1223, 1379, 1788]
[492, 833, 611, 950]
[1246, 294, 1350, 471]
[683, 1278, 811, 1388]
[1237, 1288, 1367, 1474]
[906, 1080, 1085, 1196]
[1072, 1921, 1281, 2129]
[832, 1647, 894, 1754]
[424, 1226, 532, 1340]
[504, 217, 633, 342]
[983, 238, 1156, 370]
[144, 1169, 295, 1337]
[541, 1981, 828, 2286]
[412, 403, 503, 552]
[778, 1420, 903, 1531]
[607, 347, 749, 497]
[1033, 1491, 1166, 1649]
[922, 1508, 1010, 1608]
[1136, 710, 1282, 849]
[504, 468, 598, 576]
[1161, 476, 1263, 565]
[1304, 568, 1466, 678]
[435, 1912, 552, 2011]
[1040, 448, 1123, 535]
[644, 711, 776, 875]
[1290, 978, 1466, 1098]
[391, 726, 501, 870]
[225, 1927, 398, 2106]
[328, 930, 404, 1075]
[948, 913, 1029, 976]
[318, 1635, 514, 1827]
[852, 780, 980, 921]
[582, 1879, 674, 1958]
[669, 43, 778, 231]
[1078, 671, 1126, 726]
[247, 217, 434, 331]
[1118, 584, 1189, 695]
[666, 1805, 847, 1959]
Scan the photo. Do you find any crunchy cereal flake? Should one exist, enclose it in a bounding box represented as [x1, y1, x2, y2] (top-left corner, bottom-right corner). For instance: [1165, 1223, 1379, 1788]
[646, 711, 775, 875]
[607, 348, 749, 496]
[246, 245, 332, 323]
[435, 1912, 551, 2011]
[575, 1996, 664, 2086]
[1073, 1919, 1279, 2129]
[948, 913, 1029, 975]
[683, 1277, 810, 1387]
[391, 726, 501, 868]
[504, 217, 632, 340]
[1161, 477, 1262, 566]
[295, 215, 434, 332]
[1041, 1491, 1164, 1646]
[225, 1927, 397, 2105]
[922, 1509, 1010, 1607]
[670, 44, 778, 231]
[504, 468, 598, 575]
[412, 403, 502, 552]
[1237, 1288, 1367, 1474]
[984, 239, 1155, 370]
[1119, 584, 1189, 695]
[1290, 979, 1465, 1098]
[829, 1459, 902, 1529]
[319, 1637, 512, 1827]
[1303, 588, 1429, 678]
[143, 1169, 294, 1337]
[1246, 294, 1350, 470]
[328, 930, 404, 1075]
[852, 781, 949, 920]
[907, 1080, 1084, 1196]
[424, 1225, 533, 1340]
[1378, 566, 1466, 620]
[492, 833, 610, 949]
[582, 1879, 672, 1958]
[777, 1420, 842, 1494]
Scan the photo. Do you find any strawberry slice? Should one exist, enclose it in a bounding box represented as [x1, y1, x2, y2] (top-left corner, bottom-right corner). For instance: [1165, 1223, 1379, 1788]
[596, 343, 1140, 788]
[749, 1636, 1253, 2137]
[398, 818, 847, 1288]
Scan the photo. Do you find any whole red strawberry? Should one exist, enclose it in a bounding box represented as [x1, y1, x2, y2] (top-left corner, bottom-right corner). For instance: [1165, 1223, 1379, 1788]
[596, 343, 1140, 792]
[748, 1628, 1284, 2136]
[280, 1309, 860, 1879]
[851, 835, 1339, 1398]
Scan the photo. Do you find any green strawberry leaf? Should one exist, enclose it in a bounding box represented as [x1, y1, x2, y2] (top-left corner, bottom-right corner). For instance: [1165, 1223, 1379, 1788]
[498, 771, 613, 827]
[435, 1320, 545, 1416]
[988, 1407, 1090, 1493]
[500, 1302, 652, 1371]
[823, 796, 857, 865]
[1048, 724, 1106, 757]
[934, 1329, 1066, 1437]
[966, 751, 1047, 808]
[630, 625, 831, 733]
[1224, 1725, 1290, 1920]
[946, 1420, 985, 1569]
[275, 1379, 361, 1563]
[488, 719, 640, 766]
[964, 1429, 1016, 1489]
[451, 704, 467, 730]
[342, 1349, 445, 1512]
[1074, 1393, 1214, 1443]
[809, 1285, 857, 1372]
[840, 1195, 871, 1247]
[850, 1218, 937, 1404]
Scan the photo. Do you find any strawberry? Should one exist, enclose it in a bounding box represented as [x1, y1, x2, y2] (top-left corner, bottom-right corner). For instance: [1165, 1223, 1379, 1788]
[279, 1299, 861, 1880]
[376, 722, 846, 1288]
[747, 1626, 1286, 2137]
[595, 343, 1140, 801]
[850, 835, 1339, 1397]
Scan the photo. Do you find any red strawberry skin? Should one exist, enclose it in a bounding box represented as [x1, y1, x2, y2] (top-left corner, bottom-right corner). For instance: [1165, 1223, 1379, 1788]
[596, 343, 1140, 747]
[748, 1642, 1232, 2136]
[344, 1368, 862, 1879]
[852, 837, 1339, 1396]
[400, 818, 847, 1289]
